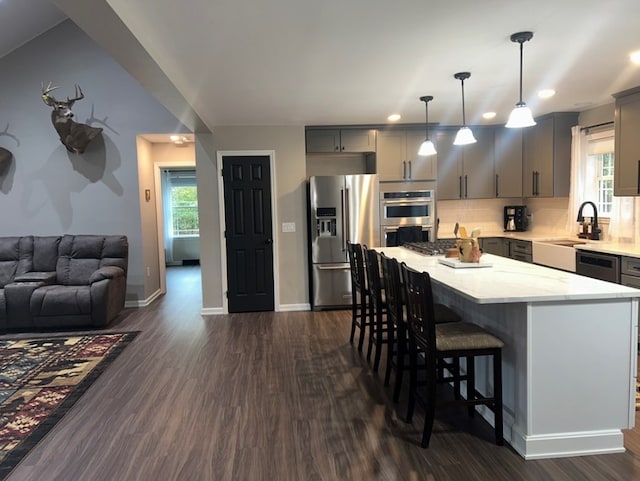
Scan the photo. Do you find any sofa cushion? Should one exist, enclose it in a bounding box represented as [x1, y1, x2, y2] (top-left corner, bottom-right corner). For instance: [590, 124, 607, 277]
[56, 235, 128, 286]
[30, 285, 91, 316]
[33, 236, 61, 272]
[0, 289, 6, 323]
[0, 237, 33, 288]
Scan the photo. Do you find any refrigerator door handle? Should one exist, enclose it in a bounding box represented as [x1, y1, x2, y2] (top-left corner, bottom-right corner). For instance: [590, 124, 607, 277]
[316, 264, 350, 270]
[344, 188, 350, 247]
[341, 188, 347, 251]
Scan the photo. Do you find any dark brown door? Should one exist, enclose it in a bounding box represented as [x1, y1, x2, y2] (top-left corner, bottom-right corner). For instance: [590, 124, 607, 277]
[222, 155, 274, 312]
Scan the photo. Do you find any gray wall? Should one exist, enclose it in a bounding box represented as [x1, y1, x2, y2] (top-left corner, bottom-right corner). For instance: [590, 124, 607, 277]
[0, 20, 189, 302]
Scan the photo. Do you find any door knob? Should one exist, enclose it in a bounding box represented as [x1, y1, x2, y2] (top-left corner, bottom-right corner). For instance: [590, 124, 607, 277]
[265, 238, 273, 244]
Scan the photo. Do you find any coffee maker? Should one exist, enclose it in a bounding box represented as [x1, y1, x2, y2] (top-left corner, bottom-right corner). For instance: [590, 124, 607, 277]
[504, 205, 528, 232]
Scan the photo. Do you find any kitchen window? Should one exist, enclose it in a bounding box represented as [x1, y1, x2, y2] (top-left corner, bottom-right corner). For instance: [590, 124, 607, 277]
[586, 129, 614, 218]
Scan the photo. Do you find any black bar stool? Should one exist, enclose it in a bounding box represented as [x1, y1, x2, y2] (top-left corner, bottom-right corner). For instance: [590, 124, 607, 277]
[400, 262, 504, 448]
[347, 242, 370, 352]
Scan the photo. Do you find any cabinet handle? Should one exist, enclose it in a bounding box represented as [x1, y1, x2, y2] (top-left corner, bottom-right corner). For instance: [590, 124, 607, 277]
[335, 145, 339, 151]
[495, 174, 499, 197]
[408, 160, 412, 179]
[464, 175, 468, 198]
[637, 160, 640, 195]
[536, 171, 540, 196]
[459, 176, 463, 199]
[341, 145, 345, 151]
[403, 161, 407, 179]
[532, 171, 535, 196]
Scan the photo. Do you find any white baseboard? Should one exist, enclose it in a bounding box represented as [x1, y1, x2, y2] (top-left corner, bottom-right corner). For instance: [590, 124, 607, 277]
[124, 289, 163, 308]
[277, 303, 311, 312]
[201, 307, 224, 316]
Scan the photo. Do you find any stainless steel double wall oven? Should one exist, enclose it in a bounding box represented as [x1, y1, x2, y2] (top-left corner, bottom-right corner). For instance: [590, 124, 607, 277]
[379, 188, 435, 246]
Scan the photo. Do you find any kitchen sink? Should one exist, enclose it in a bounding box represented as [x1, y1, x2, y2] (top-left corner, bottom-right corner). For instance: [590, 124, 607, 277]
[532, 240, 585, 272]
[541, 239, 587, 247]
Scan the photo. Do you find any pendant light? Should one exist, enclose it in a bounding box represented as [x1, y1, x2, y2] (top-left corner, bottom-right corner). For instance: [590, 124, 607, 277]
[418, 95, 437, 156]
[453, 72, 476, 145]
[506, 31, 536, 128]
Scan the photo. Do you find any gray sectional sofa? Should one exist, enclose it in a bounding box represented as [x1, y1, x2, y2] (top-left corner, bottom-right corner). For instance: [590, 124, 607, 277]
[0, 235, 128, 331]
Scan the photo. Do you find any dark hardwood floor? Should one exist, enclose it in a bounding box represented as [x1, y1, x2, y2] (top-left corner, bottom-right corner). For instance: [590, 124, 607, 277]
[5, 265, 640, 480]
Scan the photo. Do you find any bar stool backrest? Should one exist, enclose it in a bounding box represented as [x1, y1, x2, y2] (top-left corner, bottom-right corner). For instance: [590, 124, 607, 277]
[380, 253, 403, 328]
[347, 242, 366, 292]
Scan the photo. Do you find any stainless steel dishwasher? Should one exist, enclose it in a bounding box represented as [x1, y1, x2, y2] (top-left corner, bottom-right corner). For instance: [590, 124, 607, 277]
[575, 250, 620, 283]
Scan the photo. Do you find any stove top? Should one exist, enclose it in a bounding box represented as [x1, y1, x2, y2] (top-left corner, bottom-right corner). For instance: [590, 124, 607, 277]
[404, 239, 458, 256]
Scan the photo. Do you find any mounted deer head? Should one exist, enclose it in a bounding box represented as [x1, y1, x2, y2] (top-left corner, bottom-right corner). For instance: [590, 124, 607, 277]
[41, 82, 103, 154]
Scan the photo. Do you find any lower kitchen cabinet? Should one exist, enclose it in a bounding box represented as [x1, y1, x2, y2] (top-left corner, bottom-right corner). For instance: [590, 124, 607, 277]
[480, 237, 507, 257]
[506, 239, 532, 263]
[621, 256, 640, 287]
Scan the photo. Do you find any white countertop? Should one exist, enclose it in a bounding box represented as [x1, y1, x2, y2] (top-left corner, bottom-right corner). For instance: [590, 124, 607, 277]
[376, 247, 640, 304]
[574, 242, 640, 258]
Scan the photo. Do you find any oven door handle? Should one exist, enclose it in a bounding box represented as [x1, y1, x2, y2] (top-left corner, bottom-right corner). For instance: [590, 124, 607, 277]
[382, 199, 432, 205]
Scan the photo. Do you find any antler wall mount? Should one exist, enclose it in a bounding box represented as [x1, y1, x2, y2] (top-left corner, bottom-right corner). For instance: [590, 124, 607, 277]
[41, 82, 103, 154]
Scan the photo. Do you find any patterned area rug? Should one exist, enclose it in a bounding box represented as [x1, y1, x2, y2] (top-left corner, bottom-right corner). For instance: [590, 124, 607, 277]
[0, 332, 138, 481]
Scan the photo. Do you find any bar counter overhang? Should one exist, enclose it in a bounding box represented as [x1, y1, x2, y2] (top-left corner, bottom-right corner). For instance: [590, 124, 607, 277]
[376, 247, 640, 460]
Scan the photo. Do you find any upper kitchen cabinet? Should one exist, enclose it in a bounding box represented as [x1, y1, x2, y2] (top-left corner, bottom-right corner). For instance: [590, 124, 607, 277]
[306, 128, 377, 153]
[436, 128, 495, 200]
[494, 128, 523, 198]
[613, 86, 640, 196]
[522, 112, 578, 198]
[376, 129, 436, 182]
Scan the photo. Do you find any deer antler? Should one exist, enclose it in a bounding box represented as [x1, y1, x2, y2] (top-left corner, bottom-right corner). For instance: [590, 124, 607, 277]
[66, 84, 84, 106]
[41, 81, 60, 106]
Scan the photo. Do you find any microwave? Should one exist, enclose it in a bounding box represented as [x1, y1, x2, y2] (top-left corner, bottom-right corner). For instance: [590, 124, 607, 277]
[379, 190, 434, 227]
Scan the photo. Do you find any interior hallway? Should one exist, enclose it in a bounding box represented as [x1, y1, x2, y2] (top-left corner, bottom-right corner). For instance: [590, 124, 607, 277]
[6, 265, 640, 480]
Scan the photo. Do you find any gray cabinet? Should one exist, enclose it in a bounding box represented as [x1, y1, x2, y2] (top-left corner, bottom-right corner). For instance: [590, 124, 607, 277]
[522, 112, 577, 197]
[306, 128, 376, 153]
[480, 237, 506, 257]
[494, 128, 523, 198]
[613, 87, 640, 196]
[436, 128, 495, 200]
[506, 239, 532, 263]
[376, 129, 436, 181]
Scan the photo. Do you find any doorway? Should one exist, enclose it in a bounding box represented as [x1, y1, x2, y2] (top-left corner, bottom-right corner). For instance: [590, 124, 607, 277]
[218, 152, 277, 313]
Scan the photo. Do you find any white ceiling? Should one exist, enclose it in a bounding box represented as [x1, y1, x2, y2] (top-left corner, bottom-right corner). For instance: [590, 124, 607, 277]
[4, 0, 640, 131]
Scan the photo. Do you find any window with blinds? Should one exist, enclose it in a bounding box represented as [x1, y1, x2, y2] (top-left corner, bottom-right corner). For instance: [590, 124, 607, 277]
[586, 130, 614, 217]
[166, 169, 199, 236]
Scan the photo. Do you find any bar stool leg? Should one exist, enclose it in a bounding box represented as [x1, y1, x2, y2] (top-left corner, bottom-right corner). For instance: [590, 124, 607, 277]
[493, 349, 504, 445]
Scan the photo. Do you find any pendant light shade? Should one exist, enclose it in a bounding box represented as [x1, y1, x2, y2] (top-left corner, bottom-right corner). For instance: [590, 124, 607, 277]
[506, 31, 536, 128]
[453, 72, 476, 145]
[418, 95, 437, 156]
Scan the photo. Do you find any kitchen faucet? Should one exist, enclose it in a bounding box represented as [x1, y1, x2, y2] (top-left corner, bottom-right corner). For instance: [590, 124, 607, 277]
[576, 201, 601, 240]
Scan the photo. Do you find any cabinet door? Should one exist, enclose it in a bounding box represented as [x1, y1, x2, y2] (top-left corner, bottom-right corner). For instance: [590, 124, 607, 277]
[376, 130, 406, 181]
[494, 128, 523, 198]
[436, 130, 463, 199]
[480, 237, 506, 256]
[306, 129, 340, 153]
[462, 128, 495, 199]
[615, 92, 640, 196]
[406, 130, 436, 180]
[340, 129, 376, 153]
[523, 117, 554, 197]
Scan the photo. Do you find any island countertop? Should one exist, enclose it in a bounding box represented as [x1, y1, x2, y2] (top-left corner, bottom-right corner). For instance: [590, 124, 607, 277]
[376, 247, 640, 304]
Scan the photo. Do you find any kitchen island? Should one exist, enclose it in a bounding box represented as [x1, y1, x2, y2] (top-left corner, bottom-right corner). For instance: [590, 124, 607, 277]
[377, 246, 639, 460]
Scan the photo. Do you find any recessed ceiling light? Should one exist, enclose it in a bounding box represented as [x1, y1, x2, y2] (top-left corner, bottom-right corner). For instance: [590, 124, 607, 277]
[170, 135, 180, 141]
[387, 114, 401, 122]
[482, 112, 496, 120]
[538, 89, 556, 99]
[631, 50, 640, 65]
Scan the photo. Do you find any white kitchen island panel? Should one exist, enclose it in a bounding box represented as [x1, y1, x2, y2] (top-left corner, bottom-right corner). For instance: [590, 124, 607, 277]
[376, 247, 639, 459]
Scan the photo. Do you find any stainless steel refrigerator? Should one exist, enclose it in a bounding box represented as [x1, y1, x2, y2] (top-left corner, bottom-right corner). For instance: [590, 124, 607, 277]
[308, 174, 379, 310]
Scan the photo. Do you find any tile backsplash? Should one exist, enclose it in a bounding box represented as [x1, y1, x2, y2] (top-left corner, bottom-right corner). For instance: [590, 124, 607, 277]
[437, 197, 573, 237]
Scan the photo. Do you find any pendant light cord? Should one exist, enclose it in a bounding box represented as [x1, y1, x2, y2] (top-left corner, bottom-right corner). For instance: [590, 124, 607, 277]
[518, 40, 524, 104]
[425, 101, 430, 139]
[460, 78, 467, 126]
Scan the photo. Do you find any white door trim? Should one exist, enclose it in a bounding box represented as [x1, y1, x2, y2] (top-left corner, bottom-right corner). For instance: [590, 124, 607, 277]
[153, 159, 197, 294]
[217, 150, 278, 314]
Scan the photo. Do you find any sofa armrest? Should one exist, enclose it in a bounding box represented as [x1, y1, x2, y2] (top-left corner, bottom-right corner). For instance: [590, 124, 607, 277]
[89, 266, 125, 284]
[13, 271, 57, 284]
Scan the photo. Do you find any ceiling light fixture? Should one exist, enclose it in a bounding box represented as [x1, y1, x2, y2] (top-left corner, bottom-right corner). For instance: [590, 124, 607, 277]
[631, 50, 640, 65]
[506, 31, 536, 129]
[482, 111, 497, 120]
[418, 96, 437, 156]
[453, 72, 476, 145]
[538, 88, 556, 99]
[387, 113, 401, 122]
